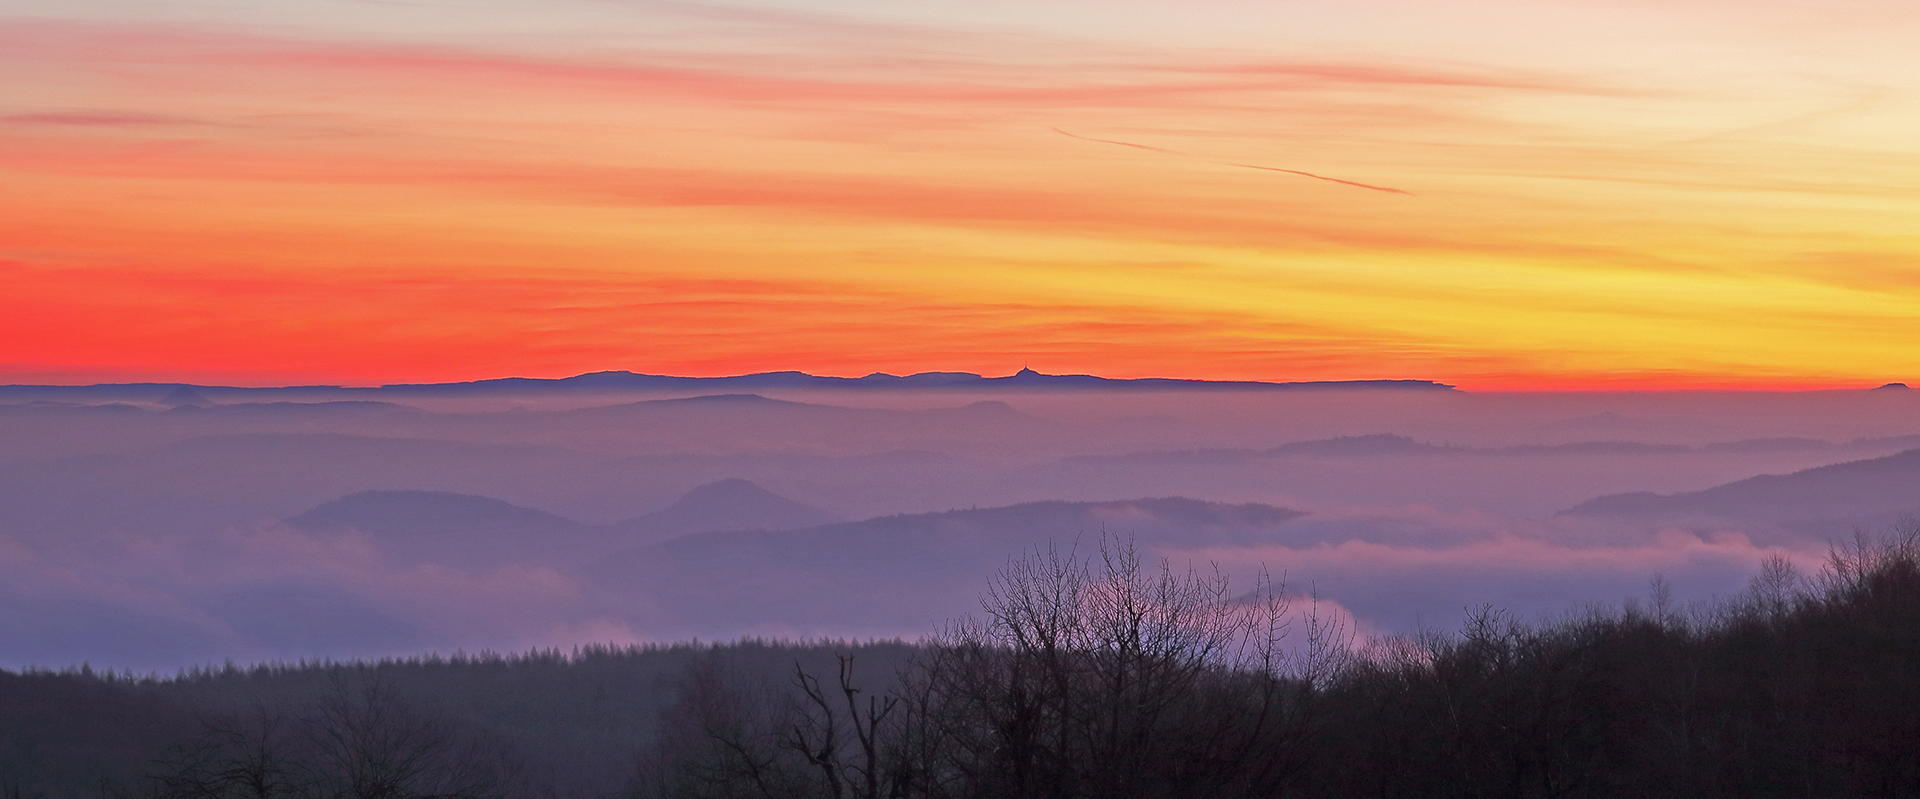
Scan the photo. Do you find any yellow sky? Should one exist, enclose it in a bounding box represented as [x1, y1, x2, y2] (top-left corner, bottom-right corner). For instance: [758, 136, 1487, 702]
[2, 0, 1918, 387]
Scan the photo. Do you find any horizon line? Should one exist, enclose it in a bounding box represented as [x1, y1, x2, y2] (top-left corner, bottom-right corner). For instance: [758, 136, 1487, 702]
[0, 368, 1456, 392]
[0, 369, 1912, 394]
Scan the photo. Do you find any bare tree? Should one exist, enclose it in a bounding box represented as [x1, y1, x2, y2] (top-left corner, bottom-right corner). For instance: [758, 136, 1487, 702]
[900, 537, 1331, 799]
[300, 675, 513, 799]
[146, 709, 296, 799]
[786, 656, 900, 799]
[638, 653, 820, 799]
[146, 675, 517, 799]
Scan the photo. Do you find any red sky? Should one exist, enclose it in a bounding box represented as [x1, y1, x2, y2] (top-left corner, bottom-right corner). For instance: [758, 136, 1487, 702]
[4, 0, 1919, 388]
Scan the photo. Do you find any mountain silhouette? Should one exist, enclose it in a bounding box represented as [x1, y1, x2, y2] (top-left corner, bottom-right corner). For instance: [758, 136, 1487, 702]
[0, 370, 1454, 405]
[287, 490, 584, 538]
[282, 482, 839, 569]
[157, 385, 212, 408]
[589, 497, 1310, 633]
[1563, 447, 1920, 535]
[286, 489, 596, 571]
[1264, 434, 1439, 457]
[637, 496, 1309, 559]
[611, 478, 842, 542]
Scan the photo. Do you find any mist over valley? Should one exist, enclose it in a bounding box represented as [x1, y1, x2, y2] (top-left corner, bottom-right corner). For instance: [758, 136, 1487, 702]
[5, 374, 1917, 671]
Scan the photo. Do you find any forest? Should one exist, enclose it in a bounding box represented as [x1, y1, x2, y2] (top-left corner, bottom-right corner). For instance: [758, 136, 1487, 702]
[4, 527, 1919, 799]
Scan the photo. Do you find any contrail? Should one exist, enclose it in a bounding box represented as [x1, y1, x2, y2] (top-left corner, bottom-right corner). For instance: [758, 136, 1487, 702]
[1227, 163, 1412, 195]
[1051, 127, 1411, 196]
[1050, 127, 1177, 153]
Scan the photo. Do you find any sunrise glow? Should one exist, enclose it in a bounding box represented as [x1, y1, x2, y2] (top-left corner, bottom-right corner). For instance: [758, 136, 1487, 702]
[5, 0, 1919, 388]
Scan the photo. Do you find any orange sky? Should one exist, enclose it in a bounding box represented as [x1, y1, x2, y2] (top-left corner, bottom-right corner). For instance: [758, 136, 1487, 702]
[4, 0, 1919, 389]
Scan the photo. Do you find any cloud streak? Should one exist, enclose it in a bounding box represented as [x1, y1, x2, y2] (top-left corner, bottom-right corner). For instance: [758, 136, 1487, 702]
[2, 6, 1918, 387]
[0, 111, 194, 126]
[1053, 127, 1411, 194]
[1226, 163, 1412, 195]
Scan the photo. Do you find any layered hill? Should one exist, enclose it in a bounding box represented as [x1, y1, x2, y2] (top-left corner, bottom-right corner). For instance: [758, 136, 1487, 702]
[1564, 447, 1920, 536]
[280, 478, 838, 570]
[609, 477, 842, 544]
[588, 497, 1309, 635]
[290, 490, 586, 539]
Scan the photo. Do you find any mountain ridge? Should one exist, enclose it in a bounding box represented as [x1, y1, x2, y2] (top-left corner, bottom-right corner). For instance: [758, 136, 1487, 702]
[1563, 446, 1920, 529]
[0, 369, 1456, 403]
[379, 368, 1455, 394]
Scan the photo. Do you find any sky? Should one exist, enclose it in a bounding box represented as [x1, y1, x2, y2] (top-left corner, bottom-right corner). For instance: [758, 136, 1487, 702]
[4, 0, 1919, 389]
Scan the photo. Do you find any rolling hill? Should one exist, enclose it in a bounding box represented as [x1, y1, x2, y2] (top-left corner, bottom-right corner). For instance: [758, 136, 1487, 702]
[588, 497, 1310, 635]
[1564, 447, 1920, 536]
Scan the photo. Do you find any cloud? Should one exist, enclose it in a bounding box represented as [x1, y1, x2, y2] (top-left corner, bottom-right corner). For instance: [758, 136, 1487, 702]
[0, 475, 1872, 671]
[1161, 511, 1820, 635]
[6, 11, 1918, 390]
[0, 523, 605, 671]
[0, 111, 194, 126]
[1, 20, 1597, 114]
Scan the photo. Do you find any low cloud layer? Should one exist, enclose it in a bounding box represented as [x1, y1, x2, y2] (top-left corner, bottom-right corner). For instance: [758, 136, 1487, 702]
[1169, 513, 1817, 635]
[1, 387, 1915, 672]
[0, 523, 612, 670]
[0, 506, 1832, 673]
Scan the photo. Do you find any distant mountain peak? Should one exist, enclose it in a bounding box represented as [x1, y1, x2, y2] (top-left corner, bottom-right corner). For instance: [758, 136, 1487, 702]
[668, 478, 794, 513]
[1873, 382, 1911, 391]
[615, 479, 843, 541]
[371, 370, 1454, 395]
[2, 371, 1456, 402]
[158, 385, 213, 407]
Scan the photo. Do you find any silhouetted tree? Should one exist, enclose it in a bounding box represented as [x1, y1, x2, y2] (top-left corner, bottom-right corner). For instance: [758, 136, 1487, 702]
[892, 538, 1335, 799]
[22, 525, 1920, 799]
[144, 675, 518, 799]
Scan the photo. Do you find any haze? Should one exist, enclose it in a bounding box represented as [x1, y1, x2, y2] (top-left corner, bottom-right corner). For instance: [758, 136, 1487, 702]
[5, 376, 1917, 672]
[7, 0, 1920, 680]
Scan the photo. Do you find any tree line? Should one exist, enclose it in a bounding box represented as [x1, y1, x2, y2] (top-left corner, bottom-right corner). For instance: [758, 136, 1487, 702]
[633, 530, 1920, 799]
[7, 528, 1920, 798]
